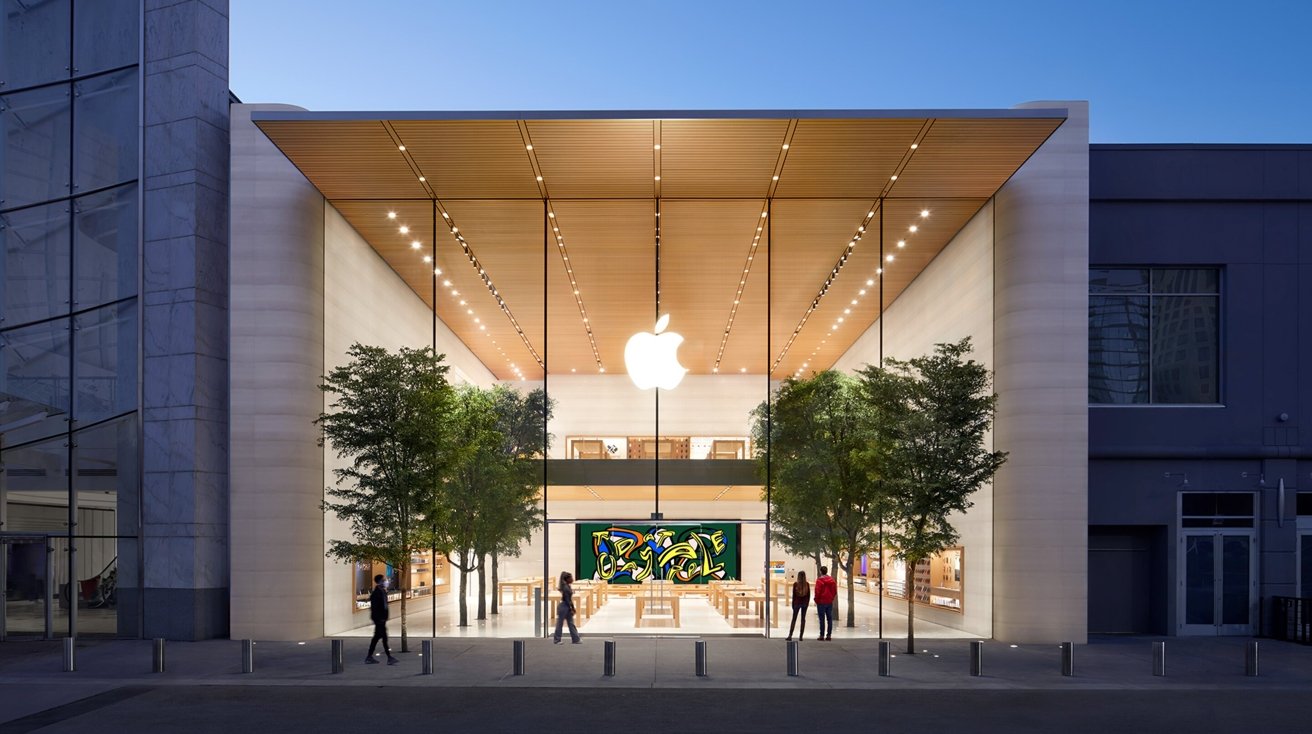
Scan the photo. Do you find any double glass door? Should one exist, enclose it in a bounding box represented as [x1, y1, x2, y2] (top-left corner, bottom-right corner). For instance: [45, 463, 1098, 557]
[1179, 530, 1256, 635]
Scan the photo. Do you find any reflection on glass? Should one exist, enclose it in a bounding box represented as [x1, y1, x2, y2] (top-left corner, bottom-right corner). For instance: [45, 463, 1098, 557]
[73, 183, 136, 309]
[1184, 535, 1214, 625]
[1, 433, 70, 531]
[1301, 535, 1312, 597]
[1088, 295, 1149, 403]
[1089, 268, 1148, 293]
[73, 300, 136, 424]
[0, 317, 71, 444]
[1, 537, 52, 635]
[1152, 268, 1219, 294]
[0, 0, 71, 90]
[2, 199, 71, 325]
[1151, 295, 1218, 403]
[73, 69, 138, 194]
[1, 84, 72, 208]
[1220, 535, 1250, 626]
[72, 0, 138, 76]
[73, 414, 137, 537]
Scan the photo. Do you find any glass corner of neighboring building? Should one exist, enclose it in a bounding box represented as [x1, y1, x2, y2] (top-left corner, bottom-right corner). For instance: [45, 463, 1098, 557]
[2, 0, 142, 639]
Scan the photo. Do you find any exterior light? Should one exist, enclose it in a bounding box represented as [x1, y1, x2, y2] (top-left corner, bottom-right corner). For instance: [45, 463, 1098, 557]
[422, 255, 432, 263]
[890, 175, 897, 181]
[399, 226, 409, 234]
[418, 176, 425, 182]
[398, 145, 406, 151]
[921, 209, 930, 217]
[866, 279, 874, 286]
[411, 241, 421, 250]
[886, 254, 894, 262]
[654, 144, 661, 150]
[910, 143, 919, 149]
[909, 225, 918, 233]
[781, 143, 790, 149]
[536, 176, 543, 182]
[387, 211, 397, 219]
[525, 144, 533, 150]
[897, 240, 905, 248]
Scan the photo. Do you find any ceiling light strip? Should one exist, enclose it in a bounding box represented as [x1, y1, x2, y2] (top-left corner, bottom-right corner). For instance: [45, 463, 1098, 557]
[881, 119, 933, 198]
[517, 121, 550, 199]
[770, 200, 883, 375]
[711, 200, 769, 374]
[765, 120, 798, 199]
[653, 121, 663, 198]
[545, 201, 605, 372]
[381, 122, 436, 198]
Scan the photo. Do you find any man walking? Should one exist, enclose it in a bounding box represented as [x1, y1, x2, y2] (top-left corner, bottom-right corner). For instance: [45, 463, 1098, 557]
[814, 566, 837, 641]
[365, 574, 400, 665]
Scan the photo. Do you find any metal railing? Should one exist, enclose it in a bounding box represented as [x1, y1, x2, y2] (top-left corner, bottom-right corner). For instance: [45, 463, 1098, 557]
[1269, 596, 1311, 644]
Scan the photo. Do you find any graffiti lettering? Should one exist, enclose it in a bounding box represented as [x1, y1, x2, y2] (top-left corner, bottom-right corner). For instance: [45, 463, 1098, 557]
[590, 526, 731, 583]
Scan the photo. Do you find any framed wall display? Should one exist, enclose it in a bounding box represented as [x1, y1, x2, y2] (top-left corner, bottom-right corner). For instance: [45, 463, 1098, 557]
[577, 523, 741, 584]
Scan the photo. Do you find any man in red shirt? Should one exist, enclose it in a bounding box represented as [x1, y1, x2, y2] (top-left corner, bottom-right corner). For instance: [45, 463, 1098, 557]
[813, 566, 837, 641]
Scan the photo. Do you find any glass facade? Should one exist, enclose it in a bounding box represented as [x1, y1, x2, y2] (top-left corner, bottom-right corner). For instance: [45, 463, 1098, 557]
[1089, 267, 1220, 404]
[1, 0, 139, 639]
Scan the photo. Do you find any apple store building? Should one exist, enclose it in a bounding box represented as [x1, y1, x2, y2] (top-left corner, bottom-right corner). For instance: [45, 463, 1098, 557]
[227, 104, 1090, 643]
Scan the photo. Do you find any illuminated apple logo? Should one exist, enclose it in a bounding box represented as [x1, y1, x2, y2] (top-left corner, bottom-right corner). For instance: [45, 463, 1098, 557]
[624, 314, 688, 390]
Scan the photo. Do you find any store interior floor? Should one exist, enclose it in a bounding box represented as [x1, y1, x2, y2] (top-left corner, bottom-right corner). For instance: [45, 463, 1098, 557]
[340, 588, 970, 639]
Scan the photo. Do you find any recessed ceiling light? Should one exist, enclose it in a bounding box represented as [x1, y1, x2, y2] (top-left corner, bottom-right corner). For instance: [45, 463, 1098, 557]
[761, 212, 768, 218]
[653, 143, 661, 150]
[910, 143, 919, 149]
[442, 212, 450, 218]
[536, 176, 543, 182]
[422, 255, 432, 263]
[599, 367, 606, 373]
[886, 254, 894, 262]
[921, 209, 930, 217]
[387, 211, 397, 219]
[411, 241, 421, 250]
[772, 175, 779, 181]
[909, 225, 918, 233]
[525, 144, 533, 150]
[418, 176, 426, 182]
[398, 145, 406, 151]
[866, 279, 875, 286]
[859, 289, 866, 295]
[844, 309, 851, 314]
[740, 367, 747, 373]
[548, 212, 555, 218]
[399, 226, 409, 234]
[890, 175, 898, 181]
[897, 240, 905, 248]
[781, 143, 790, 149]
[433, 268, 440, 275]
[443, 280, 452, 287]
[654, 176, 660, 181]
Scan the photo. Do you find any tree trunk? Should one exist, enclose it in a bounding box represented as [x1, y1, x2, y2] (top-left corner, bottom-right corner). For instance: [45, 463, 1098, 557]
[844, 553, 857, 628]
[491, 554, 500, 615]
[457, 555, 469, 627]
[830, 553, 841, 624]
[476, 553, 488, 620]
[399, 558, 410, 652]
[905, 560, 917, 654]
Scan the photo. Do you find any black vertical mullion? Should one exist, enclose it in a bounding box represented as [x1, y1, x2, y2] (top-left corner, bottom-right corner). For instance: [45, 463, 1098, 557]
[653, 198, 660, 523]
[764, 197, 771, 636]
[65, 0, 78, 640]
[541, 198, 549, 637]
[877, 196, 884, 640]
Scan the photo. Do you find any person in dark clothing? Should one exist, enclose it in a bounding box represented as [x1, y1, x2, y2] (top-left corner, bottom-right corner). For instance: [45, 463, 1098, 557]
[365, 574, 399, 665]
[552, 571, 581, 644]
[785, 571, 810, 641]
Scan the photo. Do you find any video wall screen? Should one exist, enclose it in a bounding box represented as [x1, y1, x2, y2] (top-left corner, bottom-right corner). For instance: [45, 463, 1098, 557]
[577, 523, 741, 584]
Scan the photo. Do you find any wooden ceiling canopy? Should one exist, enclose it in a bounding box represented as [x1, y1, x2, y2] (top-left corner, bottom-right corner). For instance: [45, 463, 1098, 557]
[255, 111, 1064, 381]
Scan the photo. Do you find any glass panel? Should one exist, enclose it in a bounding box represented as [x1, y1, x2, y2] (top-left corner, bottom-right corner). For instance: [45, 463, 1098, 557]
[1151, 295, 1218, 403]
[73, 183, 135, 309]
[2, 199, 71, 325]
[2, 537, 51, 636]
[0, 317, 71, 445]
[1298, 492, 1312, 516]
[1088, 295, 1149, 403]
[72, 68, 137, 194]
[73, 415, 137, 636]
[73, 299, 136, 424]
[0, 0, 71, 90]
[73, 0, 138, 76]
[1089, 268, 1148, 293]
[0, 83, 72, 209]
[1153, 268, 1218, 294]
[1184, 535, 1215, 625]
[1220, 535, 1250, 625]
[1300, 534, 1312, 598]
[2, 432, 70, 532]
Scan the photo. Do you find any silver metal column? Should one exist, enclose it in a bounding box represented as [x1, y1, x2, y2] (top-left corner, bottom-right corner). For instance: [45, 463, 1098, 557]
[331, 639, 344, 673]
[421, 639, 434, 675]
[969, 641, 983, 676]
[534, 588, 542, 637]
[152, 638, 166, 673]
[878, 640, 891, 677]
[603, 639, 616, 677]
[1152, 641, 1165, 676]
[1245, 640, 1258, 677]
[512, 639, 526, 676]
[786, 640, 800, 677]
[241, 639, 254, 673]
[694, 640, 708, 677]
[62, 637, 76, 672]
[1060, 642, 1074, 676]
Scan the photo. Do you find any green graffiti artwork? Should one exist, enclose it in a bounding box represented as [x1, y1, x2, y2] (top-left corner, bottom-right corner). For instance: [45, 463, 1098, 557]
[577, 523, 740, 584]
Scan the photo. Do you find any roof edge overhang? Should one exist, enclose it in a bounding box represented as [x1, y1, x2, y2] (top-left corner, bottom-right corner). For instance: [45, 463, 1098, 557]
[249, 107, 1070, 123]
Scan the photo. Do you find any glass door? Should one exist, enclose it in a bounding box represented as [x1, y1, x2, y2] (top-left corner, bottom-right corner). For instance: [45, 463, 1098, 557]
[1179, 529, 1257, 635]
[1, 535, 54, 640]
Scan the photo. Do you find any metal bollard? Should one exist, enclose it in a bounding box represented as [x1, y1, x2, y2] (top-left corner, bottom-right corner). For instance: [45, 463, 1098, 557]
[969, 641, 983, 676]
[1060, 642, 1074, 677]
[1245, 640, 1258, 677]
[603, 639, 616, 677]
[878, 640, 891, 677]
[694, 640, 708, 677]
[512, 639, 526, 676]
[421, 639, 434, 675]
[331, 639, 344, 674]
[534, 588, 542, 637]
[62, 637, 76, 673]
[152, 638, 166, 673]
[786, 639, 800, 677]
[241, 639, 254, 674]
[1152, 641, 1165, 676]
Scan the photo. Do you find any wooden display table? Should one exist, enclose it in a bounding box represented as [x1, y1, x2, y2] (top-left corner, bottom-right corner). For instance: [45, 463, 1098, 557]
[725, 591, 779, 628]
[497, 576, 544, 606]
[634, 595, 681, 628]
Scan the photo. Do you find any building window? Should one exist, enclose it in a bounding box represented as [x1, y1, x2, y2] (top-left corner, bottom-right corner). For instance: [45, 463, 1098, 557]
[1089, 267, 1219, 404]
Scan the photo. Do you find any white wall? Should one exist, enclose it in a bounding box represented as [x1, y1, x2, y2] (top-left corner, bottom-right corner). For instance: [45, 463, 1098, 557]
[321, 203, 496, 636]
[832, 200, 996, 638]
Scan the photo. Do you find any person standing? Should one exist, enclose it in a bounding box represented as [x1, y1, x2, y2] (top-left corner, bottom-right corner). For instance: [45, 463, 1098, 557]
[786, 571, 810, 641]
[365, 573, 400, 665]
[552, 571, 582, 644]
[814, 566, 837, 641]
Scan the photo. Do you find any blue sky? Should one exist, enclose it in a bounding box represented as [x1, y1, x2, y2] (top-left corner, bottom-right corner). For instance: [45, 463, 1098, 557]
[229, 0, 1311, 143]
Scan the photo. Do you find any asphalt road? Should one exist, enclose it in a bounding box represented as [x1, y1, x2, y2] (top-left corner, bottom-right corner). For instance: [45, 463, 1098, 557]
[3, 686, 1310, 734]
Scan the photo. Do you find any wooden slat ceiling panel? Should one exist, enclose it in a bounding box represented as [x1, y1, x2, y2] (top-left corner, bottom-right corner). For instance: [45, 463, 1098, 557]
[439, 199, 546, 379]
[765, 199, 881, 364]
[391, 120, 541, 200]
[544, 485, 761, 502]
[330, 200, 436, 310]
[527, 120, 654, 199]
[659, 120, 789, 199]
[258, 121, 429, 200]
[888, 118, 1062, 198]
[659, 200, 769, 374]
[545, 200, 656, 373]
[773, 119, 925, 198]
